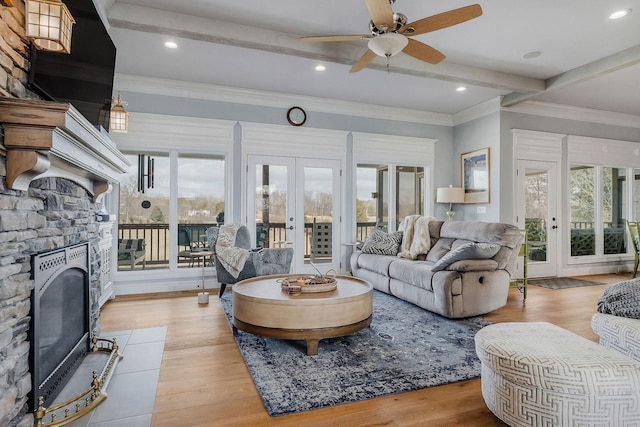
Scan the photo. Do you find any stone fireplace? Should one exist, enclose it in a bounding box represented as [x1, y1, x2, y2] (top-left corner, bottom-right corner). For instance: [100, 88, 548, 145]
[0, 98, 128, 426]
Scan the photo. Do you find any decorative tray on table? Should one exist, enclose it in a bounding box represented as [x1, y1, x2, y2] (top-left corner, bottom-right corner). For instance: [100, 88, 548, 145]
[278, 273, 337, 295]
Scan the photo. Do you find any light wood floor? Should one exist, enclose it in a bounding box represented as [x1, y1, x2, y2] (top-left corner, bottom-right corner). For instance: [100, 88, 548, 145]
[99, 273, 628, 427]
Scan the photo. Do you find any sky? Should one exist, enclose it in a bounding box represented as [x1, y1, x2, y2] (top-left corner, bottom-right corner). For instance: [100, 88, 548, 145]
[124, 155, 378, 200]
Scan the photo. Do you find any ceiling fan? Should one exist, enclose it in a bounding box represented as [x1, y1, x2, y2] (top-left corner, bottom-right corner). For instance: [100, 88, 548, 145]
[300, 0, 483, 73]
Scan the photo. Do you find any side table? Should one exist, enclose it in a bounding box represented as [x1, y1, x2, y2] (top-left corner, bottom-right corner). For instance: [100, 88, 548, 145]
[191, 251, 216, 304]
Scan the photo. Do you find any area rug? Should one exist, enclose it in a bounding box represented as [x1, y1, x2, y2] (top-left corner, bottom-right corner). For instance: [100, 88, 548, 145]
[529, 277, 607, 289]
[220, 291, 491, 416]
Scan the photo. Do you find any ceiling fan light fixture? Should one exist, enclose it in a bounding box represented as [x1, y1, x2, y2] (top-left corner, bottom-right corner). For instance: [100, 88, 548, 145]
[368, 32, 408, 58]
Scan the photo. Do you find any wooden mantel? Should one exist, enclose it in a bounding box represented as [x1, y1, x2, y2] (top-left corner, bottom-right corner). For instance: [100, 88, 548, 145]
[0, 97, 130, 201]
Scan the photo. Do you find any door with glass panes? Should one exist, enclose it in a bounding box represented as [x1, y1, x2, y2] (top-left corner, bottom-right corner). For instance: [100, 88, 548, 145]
[247, 155, 342, 274]
[515, 159, 558, 278]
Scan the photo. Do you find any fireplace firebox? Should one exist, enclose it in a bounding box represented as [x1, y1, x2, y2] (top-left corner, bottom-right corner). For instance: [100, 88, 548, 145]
[29, 242, 90, 409]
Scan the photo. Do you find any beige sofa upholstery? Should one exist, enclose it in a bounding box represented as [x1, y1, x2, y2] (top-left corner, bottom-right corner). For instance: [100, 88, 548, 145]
[350, 220, 522, 318]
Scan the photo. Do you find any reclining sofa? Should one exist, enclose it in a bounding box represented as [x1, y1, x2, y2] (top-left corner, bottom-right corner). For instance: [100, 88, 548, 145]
[350, 220, 522, 318]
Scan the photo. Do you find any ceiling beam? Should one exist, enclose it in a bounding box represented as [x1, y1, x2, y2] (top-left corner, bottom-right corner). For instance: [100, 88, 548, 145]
[502, 44, 640, 107]
[106, 2, 544, 94]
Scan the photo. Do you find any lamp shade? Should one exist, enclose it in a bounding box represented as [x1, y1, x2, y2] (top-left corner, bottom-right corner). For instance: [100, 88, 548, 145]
[368, 33, 408, 57]
[26, 0, 75, 54]
[436, 186, 464, 204]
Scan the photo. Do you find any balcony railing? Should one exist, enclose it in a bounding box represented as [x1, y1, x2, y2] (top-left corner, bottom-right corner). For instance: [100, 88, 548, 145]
[117, 222, 377, 269]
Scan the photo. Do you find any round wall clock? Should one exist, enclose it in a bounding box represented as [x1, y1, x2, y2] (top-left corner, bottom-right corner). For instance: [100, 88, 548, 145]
[287, 106, 307, 126]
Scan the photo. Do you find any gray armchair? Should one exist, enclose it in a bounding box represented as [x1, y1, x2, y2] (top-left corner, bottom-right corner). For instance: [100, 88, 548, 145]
[206, 225, 293, 297]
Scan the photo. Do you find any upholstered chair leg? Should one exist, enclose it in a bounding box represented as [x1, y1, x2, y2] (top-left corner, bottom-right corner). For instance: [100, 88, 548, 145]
[218, 283, 227, 297]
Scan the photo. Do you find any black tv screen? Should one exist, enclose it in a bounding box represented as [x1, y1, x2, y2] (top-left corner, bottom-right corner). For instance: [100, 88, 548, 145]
[28, 0, 116, 131]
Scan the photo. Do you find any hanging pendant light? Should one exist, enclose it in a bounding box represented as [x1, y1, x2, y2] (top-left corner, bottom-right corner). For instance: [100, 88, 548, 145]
[109, 92, 129, 133]
[25, 0, 75, 54]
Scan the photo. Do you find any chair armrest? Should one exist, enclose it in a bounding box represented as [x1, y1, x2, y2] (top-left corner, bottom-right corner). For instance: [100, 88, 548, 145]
[247, 248, 293, 272]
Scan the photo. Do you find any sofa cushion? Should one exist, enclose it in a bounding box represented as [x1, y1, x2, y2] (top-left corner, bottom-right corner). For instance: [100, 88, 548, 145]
[361, 230, 403, 256]
[388, 259, 436, 291]
[440, 221, 521, 249]
[356, 253, 398, 276]
[431, 242, 501, 272]
[425, 238, 455, 262]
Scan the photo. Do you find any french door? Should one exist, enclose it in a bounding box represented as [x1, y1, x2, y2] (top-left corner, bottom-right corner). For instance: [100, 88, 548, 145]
[247, 155, 342, 274]
[515, 160, 558, 278]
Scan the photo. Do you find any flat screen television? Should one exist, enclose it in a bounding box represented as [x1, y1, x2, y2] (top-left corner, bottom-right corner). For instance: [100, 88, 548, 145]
[28, 0, 116, 131]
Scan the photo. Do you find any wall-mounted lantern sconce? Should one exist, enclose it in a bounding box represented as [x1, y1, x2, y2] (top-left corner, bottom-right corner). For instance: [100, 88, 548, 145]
[25, 0, 75, 54]
[138, 155, 155, 193]
[110, 92, 129, 133]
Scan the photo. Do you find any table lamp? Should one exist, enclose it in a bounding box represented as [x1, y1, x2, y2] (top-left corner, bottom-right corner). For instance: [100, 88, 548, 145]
[436, 185, 465, 220]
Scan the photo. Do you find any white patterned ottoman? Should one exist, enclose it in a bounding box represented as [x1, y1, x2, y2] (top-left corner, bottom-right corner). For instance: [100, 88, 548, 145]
[475, 322, 640, 426]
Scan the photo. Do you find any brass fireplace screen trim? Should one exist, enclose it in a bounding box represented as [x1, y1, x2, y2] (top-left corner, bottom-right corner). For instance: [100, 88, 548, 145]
[34, 334, 124, 427]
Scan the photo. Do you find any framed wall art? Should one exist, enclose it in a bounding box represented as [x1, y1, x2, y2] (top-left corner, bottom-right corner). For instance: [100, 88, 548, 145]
[461, 147, 490, 204]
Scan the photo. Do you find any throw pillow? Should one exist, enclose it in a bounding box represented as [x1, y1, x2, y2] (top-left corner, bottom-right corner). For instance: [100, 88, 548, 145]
[597, 279, 640, 319]
[361, 230, 403, 256]
[431, 242, 501, 272]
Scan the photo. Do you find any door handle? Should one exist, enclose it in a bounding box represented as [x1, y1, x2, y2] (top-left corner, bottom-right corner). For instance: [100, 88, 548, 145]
[551, 225, 558, 229]
[288, 226, 294, 230]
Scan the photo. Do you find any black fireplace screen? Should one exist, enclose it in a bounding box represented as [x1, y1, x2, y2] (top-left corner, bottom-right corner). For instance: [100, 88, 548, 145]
[30, 242, 90, 408]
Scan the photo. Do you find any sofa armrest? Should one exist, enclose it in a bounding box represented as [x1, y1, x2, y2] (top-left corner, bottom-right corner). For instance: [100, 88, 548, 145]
[592, 312, 640, 362]
[444, 259, 499, 272]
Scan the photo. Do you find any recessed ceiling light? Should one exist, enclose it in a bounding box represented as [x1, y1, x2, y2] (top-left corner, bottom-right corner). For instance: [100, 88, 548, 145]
[164, 41, 178, 49]
[315, 64, 326, 71]
[609, 9, 631, 19]
[456, 86, 467, 92]
[522, 51, 542, 59]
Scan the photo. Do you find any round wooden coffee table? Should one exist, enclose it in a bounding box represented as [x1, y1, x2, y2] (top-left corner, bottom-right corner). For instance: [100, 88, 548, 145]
[232, 274, 373, 355]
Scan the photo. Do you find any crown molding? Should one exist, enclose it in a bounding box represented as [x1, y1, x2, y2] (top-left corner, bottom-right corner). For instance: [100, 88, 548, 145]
[503, 100, 640, 129]
[114, 73, 453, 127]
[452, 97, 502, 126]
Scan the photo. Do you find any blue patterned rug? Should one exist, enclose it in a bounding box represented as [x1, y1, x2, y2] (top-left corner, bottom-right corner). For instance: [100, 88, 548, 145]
[220, 290, 491, 416]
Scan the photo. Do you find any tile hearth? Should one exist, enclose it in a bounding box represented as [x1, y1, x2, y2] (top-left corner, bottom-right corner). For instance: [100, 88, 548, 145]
[53, 327, 165, 427]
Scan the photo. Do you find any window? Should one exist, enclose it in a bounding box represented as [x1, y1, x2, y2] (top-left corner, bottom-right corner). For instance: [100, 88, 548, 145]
[355, 165, 381, 242]
[118, 153, 170, 270]
[570, 164, 627, 257]
[118, 153, 225, 270]
[602, 167, 626, 255]
[177, 155, 225, 267]
[634, 168, 640, 221]
[396, 166, 424, 227]
[356, 164, 424, 240]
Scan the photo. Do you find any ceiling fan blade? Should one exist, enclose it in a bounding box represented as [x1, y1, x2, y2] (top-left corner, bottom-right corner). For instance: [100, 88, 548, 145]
[300, 35, 371, 43]
[350, 49, 377, 73]
[402, 39, 445, 64]
[365, 0, 394, 31]
[400, 4, 483, 36]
